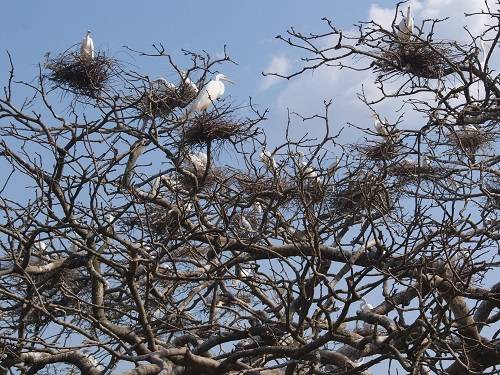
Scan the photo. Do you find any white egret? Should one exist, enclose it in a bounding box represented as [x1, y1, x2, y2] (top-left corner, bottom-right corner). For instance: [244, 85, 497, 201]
[358, 299, 374, 332]
[80, 30, 95, 60]
[188, 152, 208, 172]
[373, 114, 389, 137]
[297, 151, 321, 184]
[418, 155, 431, 168]
[260, 150, 277, 171]
[34, 241, 48, 252]
[190, 73, 234, 112]
[105, 213, 115, 224]
[397, 6, 414, 41]
[253, 201, 263, 215]
[152, 78, 175, 93]
[479, 39, 489, 70]
[151, 176, 162, 196]
[463, 124, 478, 132]
[180, 71, 199, 94]
[240, 215, 254, 232]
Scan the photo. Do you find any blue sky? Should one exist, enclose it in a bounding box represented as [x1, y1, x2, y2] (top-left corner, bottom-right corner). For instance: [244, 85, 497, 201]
[0, 1, 394, 140]
[0, 1, 489, 145]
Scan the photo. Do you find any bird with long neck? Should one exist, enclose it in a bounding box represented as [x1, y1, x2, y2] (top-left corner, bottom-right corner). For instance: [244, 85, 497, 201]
[397, 6, 414, 41]
[190, 73, 234, 113]
[80, 30, 95, 60]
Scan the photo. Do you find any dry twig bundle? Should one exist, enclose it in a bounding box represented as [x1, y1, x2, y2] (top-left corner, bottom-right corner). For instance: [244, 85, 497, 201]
[138, 80, 198, 118]
[374, 42, 457, 79]
[360, 140, 399, 161]
[182, 112, 254, 146]
[329, 174, 391, 215]
[447, 126, 495, 155]
[45, 51, 115, 98]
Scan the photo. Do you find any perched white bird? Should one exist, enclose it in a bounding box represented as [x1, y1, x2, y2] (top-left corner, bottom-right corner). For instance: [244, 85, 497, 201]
[296, 152, 319, 179]
[463, 124, 478, 132]
[34, 241, 48, 252]
[253, 202, 263, 215]
[80, 30, 95, 60]
[190, 73, 234, 112]
[418, 155, 431, 168]
[239, 215, 254, 232]
[151, 176, 162, 196]
[373, 114, 389, 137]
[188, 152, 208, 171]
[105, 213, 115, 224]
[359, 299, 374, 332]
[397, 6, 414, 41]
[260, 150, 277, 171]
[480, 39, 488, 70]
[152, 78, 176, 93]
[180, 71, 199, 94]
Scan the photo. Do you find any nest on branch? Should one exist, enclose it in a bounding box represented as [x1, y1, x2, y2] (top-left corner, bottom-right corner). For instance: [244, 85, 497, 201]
[388, 159, 440, 183]
[374, 42, 455, 79]
[137, 80, 198, 118]
[181, 111, 256, 147]
[447, 126, 495, 155]
[329, 174, 391, 216]
[237, 174, 296, 200]
[178, 166, 225, 192]
[45, 51, 115, 98]
[360, 139, 400, 161]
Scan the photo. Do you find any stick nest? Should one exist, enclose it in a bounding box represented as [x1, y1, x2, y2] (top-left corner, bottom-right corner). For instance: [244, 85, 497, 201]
[447, 127, 496, 154]
[45, 51, 115, 98]
[360, 140, 399, 161]
[388, 159, 440, 183]
[329, 174, 391, 215]
[182, 112, 255, 146]
[138, 81, 197, 118]
[375, 42, 455, 79]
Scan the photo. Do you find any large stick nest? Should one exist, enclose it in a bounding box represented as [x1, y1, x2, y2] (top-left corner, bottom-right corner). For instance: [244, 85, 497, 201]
[447, 127, 496, 154]
[329, 174, 391, 215]
[359, 139, 400, 161]
[181, 112, 256, 147]
[374, 42, 456, 79]
[138, 81, 198, 119]
[45, 51, 115, 98]
[388, 159, 440, 183]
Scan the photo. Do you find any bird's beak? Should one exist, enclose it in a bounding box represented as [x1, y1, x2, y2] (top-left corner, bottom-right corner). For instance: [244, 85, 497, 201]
[222, 77, 235, 84]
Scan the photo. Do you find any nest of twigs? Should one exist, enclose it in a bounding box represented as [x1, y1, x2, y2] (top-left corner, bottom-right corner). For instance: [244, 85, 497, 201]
[329, 174, 391, 215]
[375, 42, 454, 79]
[178, 166, 225, 191]
[45, 51, 115, 97]
[182, 112, 254, 146]
[138, 81, 198, 118]
[238, 175, 296, 198]
[447, 127, 495, 154]
[360, 140, 399, 161]
[388, 159, 439, 183]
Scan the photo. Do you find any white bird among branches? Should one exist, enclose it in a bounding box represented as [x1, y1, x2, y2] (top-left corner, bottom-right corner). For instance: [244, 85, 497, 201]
[260, 150, 277, 171]
[190, 73, 234, 112]
[396, 6, 414, 41]
[80, 30, 95, 60]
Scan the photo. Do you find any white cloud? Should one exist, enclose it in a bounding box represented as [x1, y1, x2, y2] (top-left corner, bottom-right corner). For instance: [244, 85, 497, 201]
[260, 55, 291, 91]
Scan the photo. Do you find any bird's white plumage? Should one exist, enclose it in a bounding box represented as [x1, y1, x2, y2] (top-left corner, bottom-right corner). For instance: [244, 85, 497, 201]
[253, 202, 263, 215]
[188, 152, 208, 171]
[260, 150, 277, 170]
[105, 214, 115, 224]
[480, 40, 488, 70]
[34, 241, 48, 252]
[153, 78, 175, 92]
[80, 30, 95, 60]
[419, 155, 431, 168]
[373, 114, 389, 137]
[360, 300, 373, 311]
[190, 73, 232, 112]
[240, 215, 254, 232]
[181, 71, 199, 94]
[396, 6, 414, 41]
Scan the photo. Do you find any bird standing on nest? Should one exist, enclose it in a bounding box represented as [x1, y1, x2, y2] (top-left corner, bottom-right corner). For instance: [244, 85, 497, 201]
[80, 30, 95, 60]
[190, 73, 234, 113]
[396, 6, 414, 41]
[260, 150, 277, 171]
[373, 113, 389, 137]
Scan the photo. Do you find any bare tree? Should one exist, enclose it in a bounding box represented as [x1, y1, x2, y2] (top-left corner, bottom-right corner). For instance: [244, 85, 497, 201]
[0, 3, 499, 374]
